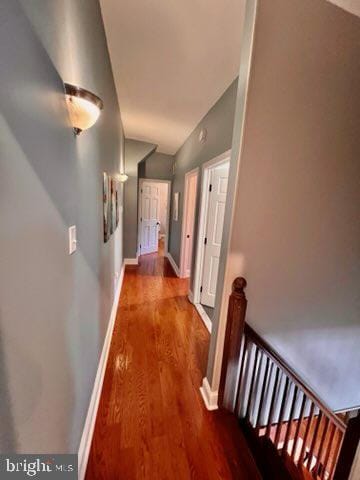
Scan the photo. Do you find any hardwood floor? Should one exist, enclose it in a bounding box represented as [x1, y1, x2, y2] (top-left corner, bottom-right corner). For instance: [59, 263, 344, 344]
[86, 242, 260, 479]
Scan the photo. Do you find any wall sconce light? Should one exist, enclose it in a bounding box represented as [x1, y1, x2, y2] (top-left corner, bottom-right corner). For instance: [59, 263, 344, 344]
[64, 83, 104, 136]
[115, 173, 129, 183]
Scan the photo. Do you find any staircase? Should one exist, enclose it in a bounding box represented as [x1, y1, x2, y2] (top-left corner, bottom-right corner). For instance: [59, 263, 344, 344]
[219, 278, 360, 480]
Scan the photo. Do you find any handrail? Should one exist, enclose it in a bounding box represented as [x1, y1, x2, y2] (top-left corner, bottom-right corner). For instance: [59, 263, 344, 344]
[244, 323, 347, 432]
[219, 277, 359, 480]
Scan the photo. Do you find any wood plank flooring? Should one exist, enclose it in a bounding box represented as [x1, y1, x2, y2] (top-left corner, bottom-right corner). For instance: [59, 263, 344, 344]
[86, 243, 260, 479]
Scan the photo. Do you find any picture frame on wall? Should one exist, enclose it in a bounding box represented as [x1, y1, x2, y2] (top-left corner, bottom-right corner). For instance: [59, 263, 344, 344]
[110, 177, 116, 235]
[173, 192, 179, 221]
[103, 172, 110, 242]
[115, 180, 120, 228]
[104, 174, 121, 242]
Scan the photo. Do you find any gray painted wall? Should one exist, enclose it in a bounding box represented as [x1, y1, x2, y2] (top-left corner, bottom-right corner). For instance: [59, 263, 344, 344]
[124, 139, 156, 258]
[214, 0, 360, 410]
[140, 152, 174, 181]
[168, 79, 238, 285]
[0, 0, 123, 453]
[202, 305, 214, 320]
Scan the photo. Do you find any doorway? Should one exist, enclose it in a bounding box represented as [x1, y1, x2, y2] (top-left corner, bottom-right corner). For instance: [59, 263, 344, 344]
[180, 168, 199, 278]
[192, 150, 231, 330]
[138, 179, 171, 256]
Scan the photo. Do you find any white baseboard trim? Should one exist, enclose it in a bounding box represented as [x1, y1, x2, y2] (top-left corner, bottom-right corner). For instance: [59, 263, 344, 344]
[200, 377, 218, 411]
[124, 257, 138, 265]
[194, 303, 212, 333]
[188, 290, 194, 304]
[166, 252, 180, 277]
[78, 263, 125, 480]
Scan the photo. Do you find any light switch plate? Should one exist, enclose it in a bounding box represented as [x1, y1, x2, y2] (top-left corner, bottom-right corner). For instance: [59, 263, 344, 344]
[69, 225, 77, 254]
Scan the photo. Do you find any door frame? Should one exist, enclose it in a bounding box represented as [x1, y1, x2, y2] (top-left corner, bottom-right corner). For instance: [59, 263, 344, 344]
[180, 167, 199, 278]
[137, 178, 171, 256]
[192, 150, 231, 306]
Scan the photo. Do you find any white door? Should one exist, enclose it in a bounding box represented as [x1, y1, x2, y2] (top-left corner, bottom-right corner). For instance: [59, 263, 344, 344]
[182, 172, 198, 277]
[140, 181, 160, 254]
[200, 162, 230, 307]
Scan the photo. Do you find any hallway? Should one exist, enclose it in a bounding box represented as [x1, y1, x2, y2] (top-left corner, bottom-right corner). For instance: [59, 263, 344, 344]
[86, 245, 259, 479]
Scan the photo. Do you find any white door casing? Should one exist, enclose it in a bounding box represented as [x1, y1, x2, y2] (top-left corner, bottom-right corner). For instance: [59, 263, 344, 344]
[140, 181, 160, 254]
[200, 162, 229, 307]
[180, 169, 198, 278]
[184, 174, 198, 275]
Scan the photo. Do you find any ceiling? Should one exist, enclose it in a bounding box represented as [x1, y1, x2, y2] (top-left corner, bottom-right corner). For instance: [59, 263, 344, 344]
[100, 0, 245, 154]
[100, 1, 360, 155]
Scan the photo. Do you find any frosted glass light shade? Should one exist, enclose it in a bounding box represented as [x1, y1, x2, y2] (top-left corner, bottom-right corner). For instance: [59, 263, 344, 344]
[64, 83, 103, 135]
[115, 173, 129, 183]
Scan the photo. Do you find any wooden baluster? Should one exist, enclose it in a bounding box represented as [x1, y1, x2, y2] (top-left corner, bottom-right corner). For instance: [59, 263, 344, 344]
[333, 410, 360, 480]
[265, 366, 281, 439]
[254, 356, 271, 429]
[234, 334, 249, 414]
[291, 393, 307, 460]
[299, 402, 315, 466]
[282, 385, 299, 456]
[306, 411, 323, 470]
[328, 430, 343, 479]
[218, 277, 248, 410]
[312, 416, 329, 478]
[321, 423, 336, 480]
[245, 346, 260, 422]
[274, 376, 290, 448]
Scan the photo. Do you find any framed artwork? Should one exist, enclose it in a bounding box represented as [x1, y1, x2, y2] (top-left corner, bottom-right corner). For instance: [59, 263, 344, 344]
[173, 192, 179, 221]
[103, 172, 110, 242]
[115, 180, 120, 228]
[104, 174, 121, 241]
[110, 177, 116, 235]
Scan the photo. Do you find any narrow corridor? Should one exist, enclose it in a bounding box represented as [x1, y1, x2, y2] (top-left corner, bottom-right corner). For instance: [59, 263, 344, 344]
[86, 244, 259, 479]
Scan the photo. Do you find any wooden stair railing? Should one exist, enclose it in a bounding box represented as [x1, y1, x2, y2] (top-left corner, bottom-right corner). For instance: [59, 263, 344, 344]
[219, 277, 360, 480]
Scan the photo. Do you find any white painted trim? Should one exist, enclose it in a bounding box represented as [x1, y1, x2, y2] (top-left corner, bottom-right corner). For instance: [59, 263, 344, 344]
[199, 377, 218, 411]
[194, 303, 212, 333]
[335, 404, 360, 414]
[349, 441, 360, 480]
[138, 178, 171, 256]
[78, 263, 125, 480]
[179, 167, 199, 278]
[124, 257, 138, 265]
[188, 290, 194, 303]
[201, 149, 232, 171]
[192, 150, 231, 306]
[166, 252, 180, 277]
[209, 0, 259, 394]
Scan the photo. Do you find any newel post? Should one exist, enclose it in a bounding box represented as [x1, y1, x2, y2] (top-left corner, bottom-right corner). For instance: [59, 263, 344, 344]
[333, 410, 360, 480]
[218, 277, 248, 410]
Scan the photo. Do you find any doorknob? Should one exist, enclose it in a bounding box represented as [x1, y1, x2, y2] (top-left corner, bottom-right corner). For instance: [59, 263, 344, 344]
[187, 235, 190, 238]
[156, 222, 160, 225]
